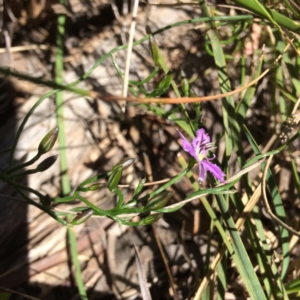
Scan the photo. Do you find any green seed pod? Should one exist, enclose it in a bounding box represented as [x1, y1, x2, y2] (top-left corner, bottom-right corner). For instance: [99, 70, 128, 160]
[142, 213, 163, 225]
[36, 155, 58, 172]
[71, 209, 94, 225]
[180, 70, 189, 97]
[149, 34, 160, 67]
[107, 166, 123, 191]
[146, 25, 160, 67]
[38, 127, 59, 155]
[145, 191, 173, 210]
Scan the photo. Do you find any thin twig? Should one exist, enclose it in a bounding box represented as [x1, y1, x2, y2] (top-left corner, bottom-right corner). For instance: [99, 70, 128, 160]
[93, 38, 292, 104]
[144, 148, 180, 300]
[261, 97, 300, 238]
[118, 177, 170, 188]
[0, 44, 48, 53]
[0, 286, 40, 300]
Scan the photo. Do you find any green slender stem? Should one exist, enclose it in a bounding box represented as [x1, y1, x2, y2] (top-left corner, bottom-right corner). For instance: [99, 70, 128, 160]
[9, 90, 60, 168]
[115, 188, 124, 208]
[77, 195, 115, 218]
[14, 186, 68, 226]
[149, 161, 194, 198]
[56, 5, 87, 299]
[55, 9, 71, 196]
[68, 228, 88, 300]
[0, 147, 11, 155]
[105, 205, 142, 216]
[77, 172, 109, 188]
[5, 168, 41, 179]
[0, 67, 90, 96]
[53, 195, 76, 203]
[138, 85, 149, 95]
[7, 179, 45, 200]
[6, 153, 41, 174]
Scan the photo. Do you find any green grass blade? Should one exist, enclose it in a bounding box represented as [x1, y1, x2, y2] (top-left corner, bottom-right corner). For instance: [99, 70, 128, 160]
[216, 193, 268, 300]
[231, 0, 300, 32]
[243, 125, 290, 280]
[216, 257, 226, 300]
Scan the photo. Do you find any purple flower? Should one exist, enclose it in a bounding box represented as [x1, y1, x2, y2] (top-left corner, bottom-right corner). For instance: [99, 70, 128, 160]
[178, 128, 225, 184]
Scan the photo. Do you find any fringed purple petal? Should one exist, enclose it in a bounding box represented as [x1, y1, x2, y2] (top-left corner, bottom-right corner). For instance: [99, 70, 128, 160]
[177, 130, 194, 156]
[198, 161, 206, 184]
[196, 128, 210, 143]
[178, 128, 224, 184]
[192, 129, 211, 153]
[202, 160, 225, 183]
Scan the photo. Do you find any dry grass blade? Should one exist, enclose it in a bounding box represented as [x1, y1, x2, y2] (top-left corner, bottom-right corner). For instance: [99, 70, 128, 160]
[121, 0, 140, 110]
[0, 44, 48, 53]
[134, 245, 152, 300]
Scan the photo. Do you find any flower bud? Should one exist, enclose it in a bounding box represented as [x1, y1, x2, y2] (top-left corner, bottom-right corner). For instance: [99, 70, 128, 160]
[142, 213, 163, 225]
[38, 127, 59, 155]
[180, 70, 189, 97]
[71, 209, 94, 225]
[43, 194, 52, 209]
[36, 155, 58, 172]
[149, 35, 160, 67]
[146, 26, 160, 67]
[145, 191, 172, 210]
[107, 166, 123, 191]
